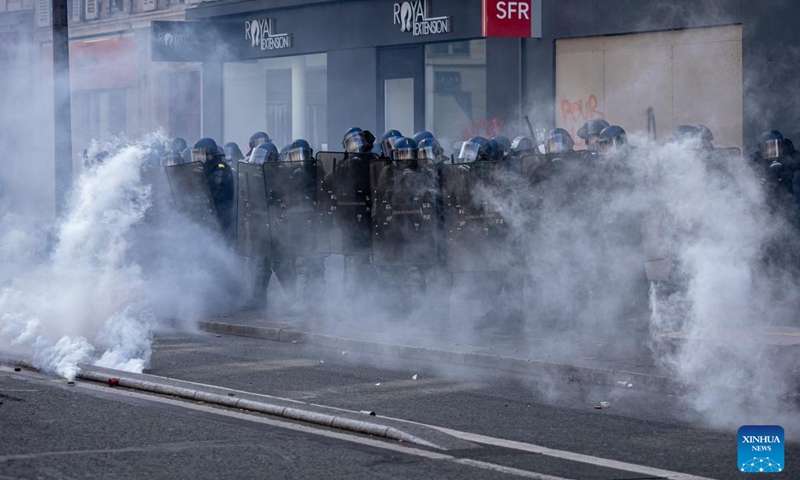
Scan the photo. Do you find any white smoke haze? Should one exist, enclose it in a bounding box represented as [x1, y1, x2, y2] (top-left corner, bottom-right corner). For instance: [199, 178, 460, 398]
[0, 136, 246, 380]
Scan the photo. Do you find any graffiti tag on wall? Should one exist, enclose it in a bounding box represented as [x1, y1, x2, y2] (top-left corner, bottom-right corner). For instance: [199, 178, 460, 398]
[461, 117, 505, 140]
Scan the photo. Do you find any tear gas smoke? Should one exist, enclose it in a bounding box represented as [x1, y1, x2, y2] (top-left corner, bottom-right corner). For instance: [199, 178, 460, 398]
[0, 137, 245, 380]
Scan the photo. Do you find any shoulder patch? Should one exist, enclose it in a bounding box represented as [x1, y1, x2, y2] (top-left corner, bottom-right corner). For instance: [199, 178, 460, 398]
[218, 163, 227, 169]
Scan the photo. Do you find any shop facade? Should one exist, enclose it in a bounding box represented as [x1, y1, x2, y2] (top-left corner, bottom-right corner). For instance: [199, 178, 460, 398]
[153, 0, 800, 155]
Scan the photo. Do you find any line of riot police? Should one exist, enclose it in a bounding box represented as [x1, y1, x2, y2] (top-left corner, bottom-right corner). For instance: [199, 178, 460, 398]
[156, 120, 800, 332]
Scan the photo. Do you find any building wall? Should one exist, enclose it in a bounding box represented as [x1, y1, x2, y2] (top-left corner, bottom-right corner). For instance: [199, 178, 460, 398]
[555, 25, 743, 148]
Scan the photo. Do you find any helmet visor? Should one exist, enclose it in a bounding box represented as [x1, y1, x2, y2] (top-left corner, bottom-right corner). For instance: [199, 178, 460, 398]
[545, 134, 570, 154]
[393, 148, 417, 161]
[249, 147, 268, 165]
[761, 139, 785, 160]
[250, 136, 268, 149]
[281, 147, 313, 162]
[191, 148, 214, 164]
[343, 132, 367, 153]
[598, 137, 626, 154]
[458, 141, 480, 163]
[418, 145, 439, 162]
[381, 136, 400, 157]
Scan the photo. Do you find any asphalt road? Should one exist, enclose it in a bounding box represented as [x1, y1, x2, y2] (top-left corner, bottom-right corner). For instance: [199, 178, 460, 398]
[2, 331, 796, 479]
[145, 331, 797, 479]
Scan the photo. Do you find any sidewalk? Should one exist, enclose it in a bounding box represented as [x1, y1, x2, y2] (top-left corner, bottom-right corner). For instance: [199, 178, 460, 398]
[198, 310, 687, 394]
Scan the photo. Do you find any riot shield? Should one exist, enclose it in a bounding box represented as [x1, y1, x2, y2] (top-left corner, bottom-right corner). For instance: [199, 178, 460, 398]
[236, 162, 271, 258]
[316, 151, 377, 255]
[441, 160, 517, 272]
[263, 159, 328, 260]
[369, 159, 439, 266]
[164, 161, 219, 229]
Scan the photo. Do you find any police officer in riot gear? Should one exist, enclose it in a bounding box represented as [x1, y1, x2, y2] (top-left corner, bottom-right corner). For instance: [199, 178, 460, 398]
[671, 125, 703, 149]
[509, 136, 537, 159]
[490, 136, 511, 160]
[597, 125, 629, 155]
[342, 126, 376, 154]
[695, 125, 714, 150]
[245, 140, 298, 311]
[224, 142, 245, 165]
[380, 130, 403, 159]
[457, 136, 492, 163]
[246, 131, 271, 157]
[192, 138, 236, 237]
[576, 118, 610, 152]
[412, 131, 434, 145]
[544, 128, 575, 154]
[169, 137, 187, 155]
[417, 136, 446, 164]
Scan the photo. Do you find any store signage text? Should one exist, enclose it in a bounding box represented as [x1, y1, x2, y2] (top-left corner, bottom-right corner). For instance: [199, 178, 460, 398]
[483, 0, 542, 38]
[245, 18, 292, 51]
[393, 1, 451, 36]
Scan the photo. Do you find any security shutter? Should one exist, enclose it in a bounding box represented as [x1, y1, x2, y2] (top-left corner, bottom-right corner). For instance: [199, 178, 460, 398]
[84, 0, 97, 19]
[142, 0, 156, 12]
[71, 0, 81, 22]
[36, 0, 51, 27]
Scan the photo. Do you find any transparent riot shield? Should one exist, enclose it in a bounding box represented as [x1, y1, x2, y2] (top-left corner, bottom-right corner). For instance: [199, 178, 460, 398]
[236, 161, 271, 258]
[164, 161, 219, 230]
[263, 159, 328, 261]
[315, 151, 377, 255]
[441, 160, 517, 272]
[369, 159, 439, 266]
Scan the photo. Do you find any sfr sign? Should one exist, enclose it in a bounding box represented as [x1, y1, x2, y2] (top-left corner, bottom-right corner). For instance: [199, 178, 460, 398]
[483, 0, 542, 38]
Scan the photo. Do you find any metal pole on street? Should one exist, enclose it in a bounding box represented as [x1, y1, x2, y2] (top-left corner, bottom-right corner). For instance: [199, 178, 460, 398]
[51, 0, 73, 217]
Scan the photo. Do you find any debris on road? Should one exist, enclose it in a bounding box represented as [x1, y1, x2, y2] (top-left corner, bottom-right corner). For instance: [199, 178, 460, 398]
[360, 410, 376, 416]
[14, 367, 21, 372]
[616, 381, 633, 388]
[228, 392, 236, 397]
[375, 383, 381, 386]
[594, 401, 612, 409]
[292, 340, 298, 344]
[411, 374, 418, 380]
[107, 378, 119, 387]
[341, 351, 347, 356]
[67, 381, 75, 386]
[319, 360, 325, 364]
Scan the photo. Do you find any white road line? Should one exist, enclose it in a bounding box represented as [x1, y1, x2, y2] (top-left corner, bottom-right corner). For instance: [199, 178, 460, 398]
[71, 381, 570, 480]
[430, 427, 715, 480]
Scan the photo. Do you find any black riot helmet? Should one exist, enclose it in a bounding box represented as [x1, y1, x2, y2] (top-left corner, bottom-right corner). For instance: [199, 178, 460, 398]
[249, 141, 279, 165]
[491, 136, 511, 157]
[223, 142, 244, 163]
[249, 131, 271, 150]
[510, 136, 536, 156]
[458, 136, 491, 163]
[169, 137, 187, 153]
[417, 136, 443, 163]
[380, 130, 403, 158]
[759, 130, 787, 160]
[544, 128, 574, 154]
[597, 125, 628, 154]
[412, 130, 435, 145]
[342, 127, 372, 153]
[576, 118, 610, 151]
[281, 139, 314, 162]
[392, 137, 417, 161]
[192, 137, 222, 164]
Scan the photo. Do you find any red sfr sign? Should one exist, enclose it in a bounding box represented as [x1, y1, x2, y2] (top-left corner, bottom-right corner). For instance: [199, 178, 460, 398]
[482, 0, 542, 38]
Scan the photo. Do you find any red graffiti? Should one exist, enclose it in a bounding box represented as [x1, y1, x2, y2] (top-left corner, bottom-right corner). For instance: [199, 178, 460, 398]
[462, 117, 505, 140]
[560, 94, 604, 125]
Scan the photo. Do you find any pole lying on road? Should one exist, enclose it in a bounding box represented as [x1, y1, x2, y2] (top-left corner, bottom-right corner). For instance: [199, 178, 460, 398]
[51, 0, 73, 217]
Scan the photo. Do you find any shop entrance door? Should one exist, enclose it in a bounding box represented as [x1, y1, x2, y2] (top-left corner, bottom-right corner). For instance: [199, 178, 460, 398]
[377, 45, 424, 136]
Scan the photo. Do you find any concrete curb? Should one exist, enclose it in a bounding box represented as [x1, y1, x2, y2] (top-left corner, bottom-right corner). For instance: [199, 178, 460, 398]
[73, 367, 443, 449]
[199, 320, 684, 395]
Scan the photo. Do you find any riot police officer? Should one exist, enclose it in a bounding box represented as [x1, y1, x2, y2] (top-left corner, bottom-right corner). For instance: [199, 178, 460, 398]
[417, 136, 446, 164]
[508, 136, 537, 160]
[457, 136, 492, 163]
[576, 118, 610, 152]
[544, 128, 575, 154]
[246, 131, 271, 157]
[245, 141, 299, 311]
[193, 138, 236, 238]
[224, 142, 245, 165]
[169, 137, 187, 155]
[490, 136, 511, 161]
[597, 125, 629, 155]
[380, 130, 403, 159]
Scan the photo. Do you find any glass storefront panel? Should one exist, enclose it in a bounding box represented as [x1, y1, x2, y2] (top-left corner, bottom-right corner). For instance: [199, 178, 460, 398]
[425, 40, 486, 155]
[223, 53, 327, 153]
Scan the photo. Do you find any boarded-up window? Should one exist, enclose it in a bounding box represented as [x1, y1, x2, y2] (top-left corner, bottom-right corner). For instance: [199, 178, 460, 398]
[142, 0, 155, 11]
[556, 25, 743, 149]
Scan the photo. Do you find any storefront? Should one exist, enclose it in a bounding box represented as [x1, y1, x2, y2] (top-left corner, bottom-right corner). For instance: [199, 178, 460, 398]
[152, 0, 800, 155]
[153, 0, 536, 154]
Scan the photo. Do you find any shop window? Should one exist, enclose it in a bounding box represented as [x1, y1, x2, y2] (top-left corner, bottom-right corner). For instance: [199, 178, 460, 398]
[425, 39, 486, 153]
[223, 53, 327, 153]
